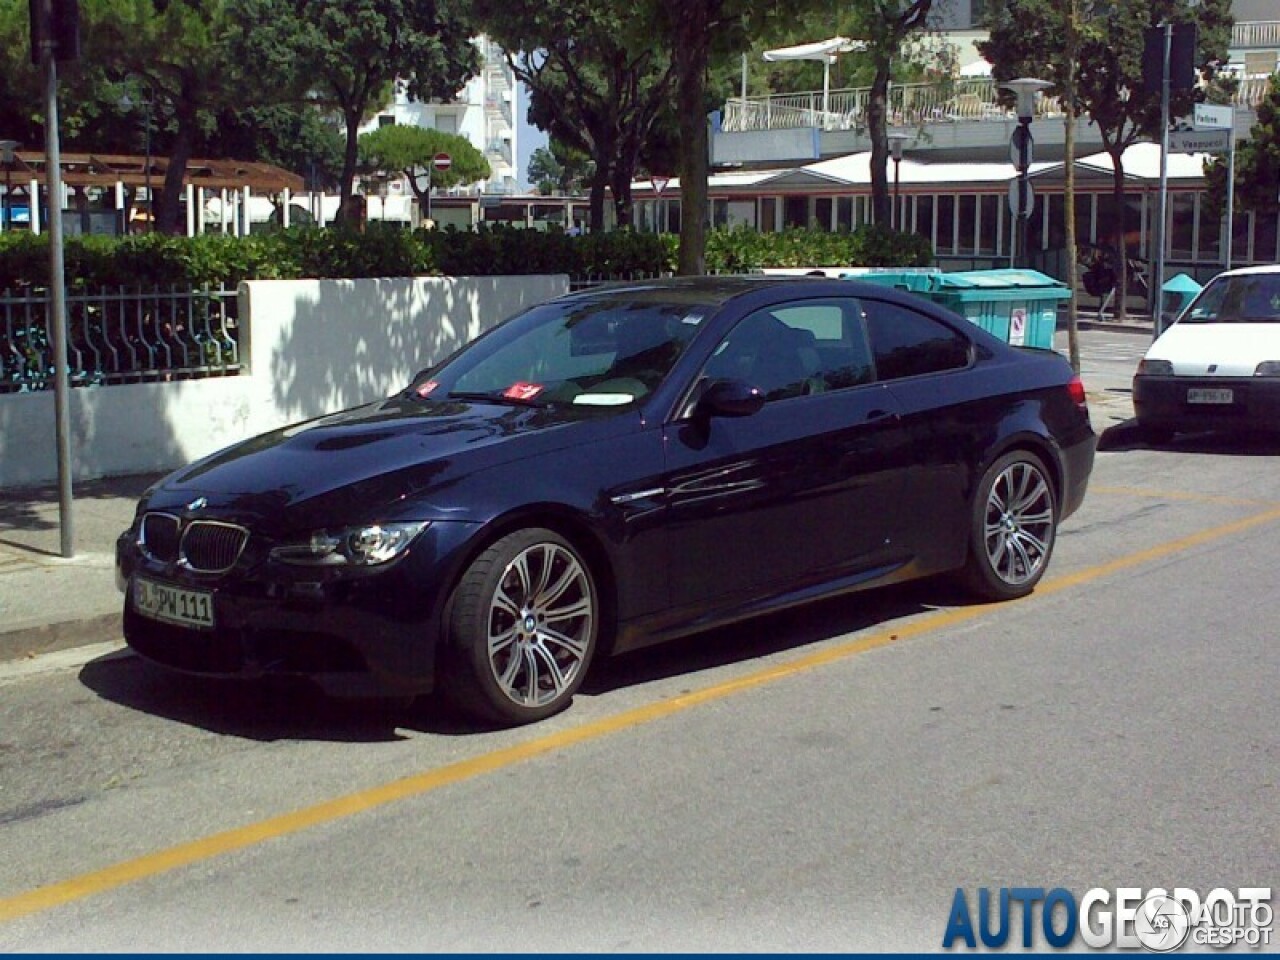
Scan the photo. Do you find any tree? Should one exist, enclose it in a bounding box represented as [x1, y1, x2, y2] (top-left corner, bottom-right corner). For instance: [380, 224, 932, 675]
[980, 0, 1232, 319]
[527, 141, 592, 196]
[1204, 73, 1280, 220]
[75, 0, 284, 234]
[846, 1, 935, 230]
[359, 124, 489, 218]
[235, 0, 479, 223]
[472, 0, 677, 231]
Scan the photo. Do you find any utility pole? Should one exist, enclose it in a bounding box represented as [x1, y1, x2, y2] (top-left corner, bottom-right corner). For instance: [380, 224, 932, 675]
[1062, 0, 1081, 374]
[31, 0, 79, 557]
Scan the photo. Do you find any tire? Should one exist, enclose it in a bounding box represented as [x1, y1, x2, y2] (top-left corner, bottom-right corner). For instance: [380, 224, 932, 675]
[443, 528, 598, 725]
[961, 450, 1058, 601]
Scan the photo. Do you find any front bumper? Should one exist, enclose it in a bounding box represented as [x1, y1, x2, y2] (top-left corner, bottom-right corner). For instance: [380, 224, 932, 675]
[1132, 375, 1280, 434]
[115, 520, 480, 698]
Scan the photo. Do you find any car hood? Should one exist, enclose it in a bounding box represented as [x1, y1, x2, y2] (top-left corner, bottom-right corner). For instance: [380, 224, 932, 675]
[1147, 322, 1280, 376]
[145, 394, 626, 527]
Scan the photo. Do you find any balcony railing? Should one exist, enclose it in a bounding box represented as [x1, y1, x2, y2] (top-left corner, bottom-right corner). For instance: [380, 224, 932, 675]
[722, 73, 1271, 134]
[1, 286, 241, 393]
[723, 79, 1058, 133]
[1233, 21, 1280, 49]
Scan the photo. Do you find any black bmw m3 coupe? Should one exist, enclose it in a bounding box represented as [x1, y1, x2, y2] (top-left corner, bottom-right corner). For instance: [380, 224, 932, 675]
[116, 276, 1096, 724]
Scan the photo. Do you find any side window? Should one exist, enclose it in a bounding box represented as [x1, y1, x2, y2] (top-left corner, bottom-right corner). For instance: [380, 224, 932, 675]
[862, 301, 970, 381]
[703, 300, 876, 402]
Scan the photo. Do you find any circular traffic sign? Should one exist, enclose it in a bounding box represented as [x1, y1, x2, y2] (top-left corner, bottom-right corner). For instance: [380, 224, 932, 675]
[1007, 178, 1035, 219]
[432, 152, 452, 172]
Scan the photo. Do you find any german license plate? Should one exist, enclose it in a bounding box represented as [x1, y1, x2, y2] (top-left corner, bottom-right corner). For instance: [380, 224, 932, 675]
[133, 577, 215, 630]
[1187, 388, 1233, 405]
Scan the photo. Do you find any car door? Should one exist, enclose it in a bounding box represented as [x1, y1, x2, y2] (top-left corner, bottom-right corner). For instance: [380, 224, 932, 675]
[858, 295, 985, 570]
[660, 298, 912, 616]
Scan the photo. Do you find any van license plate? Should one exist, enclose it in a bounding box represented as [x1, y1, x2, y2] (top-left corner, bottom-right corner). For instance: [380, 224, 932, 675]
[1187, 388, 1233, 404]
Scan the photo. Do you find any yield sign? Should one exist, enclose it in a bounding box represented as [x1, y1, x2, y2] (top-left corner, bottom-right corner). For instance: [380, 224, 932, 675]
[650, 175, 670, 196]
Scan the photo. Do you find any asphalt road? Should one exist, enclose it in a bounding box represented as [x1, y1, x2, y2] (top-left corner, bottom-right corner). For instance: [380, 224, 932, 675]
[1, 332, 1277, 952]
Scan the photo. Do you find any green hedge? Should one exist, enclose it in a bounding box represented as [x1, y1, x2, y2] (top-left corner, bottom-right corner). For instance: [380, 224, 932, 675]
[0, 222, 931, 290]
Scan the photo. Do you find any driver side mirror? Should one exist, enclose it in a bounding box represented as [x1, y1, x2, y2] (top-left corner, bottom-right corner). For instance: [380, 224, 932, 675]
[695, 379, 765, 419]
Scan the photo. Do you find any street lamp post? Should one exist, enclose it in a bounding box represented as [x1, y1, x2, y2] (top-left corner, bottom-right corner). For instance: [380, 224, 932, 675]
[120, 91, 152, 231]
[887, 133, 909, 231]
[0, 140, 17, 232]
[999, 78, 1052, 268]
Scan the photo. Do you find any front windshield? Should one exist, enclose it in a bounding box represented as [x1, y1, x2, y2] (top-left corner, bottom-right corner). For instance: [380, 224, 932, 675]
[410, 295, 706, 408]
[1179, 274, 1280, 325]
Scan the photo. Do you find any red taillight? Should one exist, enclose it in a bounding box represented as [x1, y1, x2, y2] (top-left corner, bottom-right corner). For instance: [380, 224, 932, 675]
[1067, 375, 1087, 408]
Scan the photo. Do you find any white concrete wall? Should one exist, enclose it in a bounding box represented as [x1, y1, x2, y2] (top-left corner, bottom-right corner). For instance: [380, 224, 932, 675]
[0, 275, 568, 488]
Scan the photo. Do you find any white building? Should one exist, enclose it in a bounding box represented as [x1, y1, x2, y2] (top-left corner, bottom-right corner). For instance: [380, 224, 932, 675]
[357, 35, 520, 201]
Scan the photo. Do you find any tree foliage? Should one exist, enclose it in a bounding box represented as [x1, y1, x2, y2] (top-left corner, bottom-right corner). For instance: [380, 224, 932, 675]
[980, 0, 1232, 316]
[233, 0, 479, 221]
[1204, 73, 1280, 220]
[359, 125, 489, 216]
[473, 0, 676, 231]
[527, 141, 593, 196]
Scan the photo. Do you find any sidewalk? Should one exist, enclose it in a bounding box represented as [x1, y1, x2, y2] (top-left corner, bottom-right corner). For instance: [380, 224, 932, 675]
[0, 473, 160, 664]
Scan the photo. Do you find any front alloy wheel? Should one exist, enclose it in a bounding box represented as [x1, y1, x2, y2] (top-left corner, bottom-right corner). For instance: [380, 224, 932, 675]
[445, 529, 598, 724]
[962, 450, 1057, 601]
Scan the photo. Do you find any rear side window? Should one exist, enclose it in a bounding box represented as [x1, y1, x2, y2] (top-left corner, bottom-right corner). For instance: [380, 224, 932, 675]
[862, 301, 971, 381]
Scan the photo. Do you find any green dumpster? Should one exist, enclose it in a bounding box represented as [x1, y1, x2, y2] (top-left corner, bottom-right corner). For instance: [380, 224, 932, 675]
[847, 267, 941, 295]
[925, 269, 1070, 350]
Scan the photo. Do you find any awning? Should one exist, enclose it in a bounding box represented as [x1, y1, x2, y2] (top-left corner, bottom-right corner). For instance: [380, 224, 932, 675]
[762, 37, 864, 63]
[762, 37, 868, 120]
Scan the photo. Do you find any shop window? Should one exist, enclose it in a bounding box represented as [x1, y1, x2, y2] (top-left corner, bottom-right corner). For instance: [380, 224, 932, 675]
[936, 196, 955, 254]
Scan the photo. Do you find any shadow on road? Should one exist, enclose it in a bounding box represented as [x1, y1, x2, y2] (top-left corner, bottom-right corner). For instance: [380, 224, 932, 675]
[1099, 418, 1280, 456]
[77, 577, 962, 742]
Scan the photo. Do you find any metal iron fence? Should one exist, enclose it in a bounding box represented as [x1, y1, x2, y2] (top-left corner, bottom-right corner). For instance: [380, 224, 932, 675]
[0, 286, 241, 393]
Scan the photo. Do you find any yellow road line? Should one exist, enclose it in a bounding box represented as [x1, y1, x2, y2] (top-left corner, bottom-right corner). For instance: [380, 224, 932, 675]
[1089, 485, 1278, 507]
[4, 504, 1280, 924]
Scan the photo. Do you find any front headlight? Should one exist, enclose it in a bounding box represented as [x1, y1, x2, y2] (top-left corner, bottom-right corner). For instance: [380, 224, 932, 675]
[1254, 361, 1280, 377]
[271, 521, 429, 567]
[1137, 358, 1174, 376]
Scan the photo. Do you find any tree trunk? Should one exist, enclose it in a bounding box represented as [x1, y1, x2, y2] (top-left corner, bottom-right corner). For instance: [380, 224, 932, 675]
[611, 169, 633, 228]
[587, 168, 609, 232]
[1111, 156, 1128, 322]
[155, 120, 193, 235]
[673, 4, 710, 276]
[867, 57, 893, 228]
[337, 108, 362, 224]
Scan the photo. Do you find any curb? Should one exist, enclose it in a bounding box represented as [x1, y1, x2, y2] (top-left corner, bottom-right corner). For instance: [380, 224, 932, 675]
[0, 611, 121, 665]
[1063, 319, 1154, 336]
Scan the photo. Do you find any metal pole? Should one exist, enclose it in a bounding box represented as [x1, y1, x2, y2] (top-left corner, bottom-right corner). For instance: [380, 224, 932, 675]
[41, 24, 74, 558]
[1224, 133, 1235, 271]
[1151, 21, 1172, 334]
[892, 157, 900, 230]
[143, 97, 152, 232]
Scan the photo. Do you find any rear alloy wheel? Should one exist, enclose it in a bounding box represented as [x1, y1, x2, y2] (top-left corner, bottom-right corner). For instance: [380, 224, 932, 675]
[962, 451, 1057, 601]
[445, 528, 598, 725]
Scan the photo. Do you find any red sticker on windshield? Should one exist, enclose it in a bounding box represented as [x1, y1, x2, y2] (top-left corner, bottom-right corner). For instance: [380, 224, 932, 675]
[503, 382, 545, 401]
[415, 380, 439, 397]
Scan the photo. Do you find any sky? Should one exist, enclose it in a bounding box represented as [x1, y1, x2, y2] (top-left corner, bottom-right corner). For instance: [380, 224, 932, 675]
[515, 83, 548, 192]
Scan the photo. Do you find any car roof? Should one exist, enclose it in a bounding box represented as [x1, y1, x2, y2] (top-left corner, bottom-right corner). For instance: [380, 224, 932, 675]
[554, 274, 854, 309]
[1213, 264, 1280, 279]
